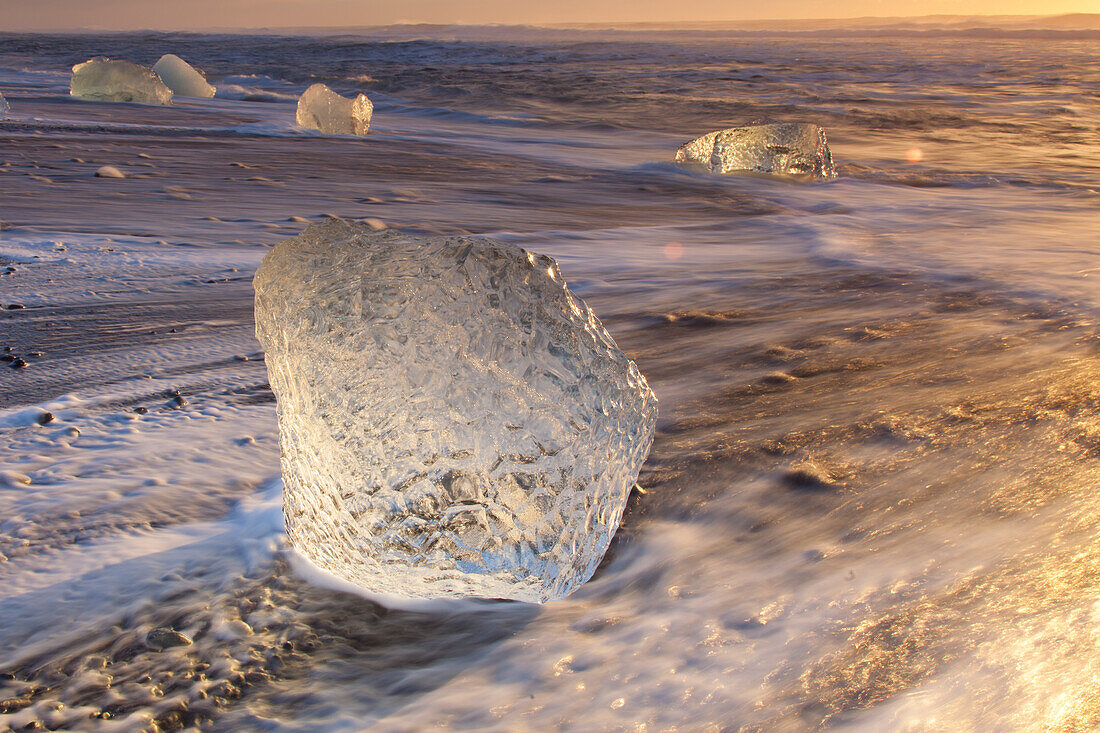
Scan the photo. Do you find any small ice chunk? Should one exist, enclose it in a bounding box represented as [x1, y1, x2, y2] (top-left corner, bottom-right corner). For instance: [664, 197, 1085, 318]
[0, 92, 9, 117]
[254, 220, 658, 604]
[675, 122, 836, 178]
[70, 57, 173, 105]
[152, 54, 215, 98]
[95, 165, 125, 178]
[295, 83, 372, 135]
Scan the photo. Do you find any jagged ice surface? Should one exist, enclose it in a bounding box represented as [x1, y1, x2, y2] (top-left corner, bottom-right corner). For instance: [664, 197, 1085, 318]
[675, 122, 836, 178]
[152, 54, 215, 98]
[69, 57, 173, 105]
[254, 221, 658, 603]
[295, 83, 373, 135]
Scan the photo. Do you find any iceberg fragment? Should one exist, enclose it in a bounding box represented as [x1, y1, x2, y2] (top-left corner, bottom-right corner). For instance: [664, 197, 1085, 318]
[152, 54, 215, 98]
[675, 122, 836, 178]
[70, 57, 173, 105]
[295, 83, 372, 135]
[254, 220, 658, 604]
[0, 92, 8, 117]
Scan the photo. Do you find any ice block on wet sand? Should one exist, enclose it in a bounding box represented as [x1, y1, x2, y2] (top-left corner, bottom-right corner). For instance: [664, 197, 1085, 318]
[70, 57, 173, 105]
[254, 220, 658, 604]
[676, 122, 836, 178]
[295, 83, 373, 135]
[152, 54, 215, 98]
[0, 92, 9, 117]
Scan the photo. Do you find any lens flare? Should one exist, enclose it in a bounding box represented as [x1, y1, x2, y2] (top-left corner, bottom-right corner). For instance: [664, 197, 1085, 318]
[665, 241, 684, 260]
[906, 147, 924, 163]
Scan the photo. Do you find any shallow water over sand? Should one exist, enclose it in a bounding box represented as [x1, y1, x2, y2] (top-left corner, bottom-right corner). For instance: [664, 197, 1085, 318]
[3, 28, 1100, 731]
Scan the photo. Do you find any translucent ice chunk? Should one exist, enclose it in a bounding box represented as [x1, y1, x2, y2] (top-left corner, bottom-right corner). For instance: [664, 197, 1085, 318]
[675, 122, 836, 178]
[254, 220, 658, 604]
[152, 54, 215, 98]
[0, 92, 8, 117]
[70, 57, 173, 105]
[295, 83, 372, 135]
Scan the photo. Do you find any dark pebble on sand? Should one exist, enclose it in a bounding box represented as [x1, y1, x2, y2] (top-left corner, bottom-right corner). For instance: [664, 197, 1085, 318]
[5, 304, 24, 310]
[720, 614, 772, 635]
[10, 358, 26, 369]
[37, 412, 53, 425]
[783, 463, 840, 492]
[134, 406, 148, 414]
[168, 395, 186, 408]
[0, 355, 12, 362]
[145, 628, 192, 650]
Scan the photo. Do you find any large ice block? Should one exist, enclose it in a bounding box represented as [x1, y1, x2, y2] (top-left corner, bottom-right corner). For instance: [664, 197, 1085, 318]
[675, 122, 836, 178]
[152, 54, 215, 98]
[254, 220, 658, 604]
[295, 83, 372, 135]
[70, 57, 173, 105]
[0, 92, 9, 117]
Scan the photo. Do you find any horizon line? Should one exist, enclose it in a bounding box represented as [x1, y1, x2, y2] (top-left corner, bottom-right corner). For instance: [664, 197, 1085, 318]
[4, 12, 1100, 34]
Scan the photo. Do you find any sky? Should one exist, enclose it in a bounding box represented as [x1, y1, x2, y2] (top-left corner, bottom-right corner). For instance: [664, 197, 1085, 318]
[1, 0, 1099, 30]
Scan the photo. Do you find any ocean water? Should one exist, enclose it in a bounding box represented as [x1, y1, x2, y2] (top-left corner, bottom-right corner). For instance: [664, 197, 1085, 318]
[3, 27, 1100, 731]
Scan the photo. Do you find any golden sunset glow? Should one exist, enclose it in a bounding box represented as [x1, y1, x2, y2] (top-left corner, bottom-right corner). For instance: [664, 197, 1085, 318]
[3, 0, 1100, 29]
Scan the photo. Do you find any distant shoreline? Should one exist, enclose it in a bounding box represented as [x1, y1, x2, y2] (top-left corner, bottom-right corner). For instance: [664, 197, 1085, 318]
[5, 13, 1100, 36]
